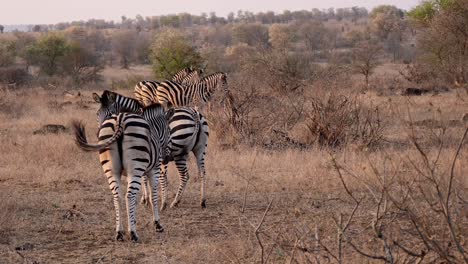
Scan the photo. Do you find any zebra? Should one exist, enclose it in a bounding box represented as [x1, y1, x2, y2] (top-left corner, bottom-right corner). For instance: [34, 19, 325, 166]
[158, 106, 209, 209]
[134, 67, 203, 107]
[72, 92, 171, 242]
[135, 72, 227, 110]
[172, 67, 203, 84]
[99, 90, 210, 210]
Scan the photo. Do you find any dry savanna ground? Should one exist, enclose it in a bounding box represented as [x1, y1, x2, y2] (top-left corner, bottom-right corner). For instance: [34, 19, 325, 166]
[0, 66, 467, 263]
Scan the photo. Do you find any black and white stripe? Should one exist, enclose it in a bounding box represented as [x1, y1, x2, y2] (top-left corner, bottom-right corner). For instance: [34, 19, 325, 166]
[159, 106, 209, 209]
[72, 92, 170, 242]
[102, 91, 210, 209]
[154, 72, 227, 109]
[134, 68, 203, 107]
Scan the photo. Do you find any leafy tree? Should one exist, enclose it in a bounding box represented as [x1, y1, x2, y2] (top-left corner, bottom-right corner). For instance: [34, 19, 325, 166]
[0, 25, 4, 34]
[409, 0, 468, 85]
[150, 30, 203, 79]
[369, 5, 405, 40]
[0, 40, 16, 66]
[60, 41, 103, 85]
[26, 34, 69, 75]
[61, 28, 105, 84]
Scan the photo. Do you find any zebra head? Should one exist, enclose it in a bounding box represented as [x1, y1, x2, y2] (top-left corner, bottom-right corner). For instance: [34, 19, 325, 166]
[210, 72, 228, 94]
[200, 72, 228, 94]
[93, 90, 118, 126]
[180, 68, 204, 85]
[172, 67, 194, 83]
[93, 90, 143, 125]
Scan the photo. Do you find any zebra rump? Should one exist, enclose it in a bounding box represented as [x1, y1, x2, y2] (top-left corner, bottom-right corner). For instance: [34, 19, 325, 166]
[71, 116, 124, 152]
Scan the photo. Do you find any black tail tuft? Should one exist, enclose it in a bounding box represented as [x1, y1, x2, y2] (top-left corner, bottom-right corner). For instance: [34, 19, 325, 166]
[71, 119, 92, 152]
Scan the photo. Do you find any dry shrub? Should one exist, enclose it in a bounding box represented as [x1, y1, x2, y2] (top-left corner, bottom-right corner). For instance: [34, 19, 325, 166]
[207, 72, 304, 148]
[0, 89, 27, 118]
[398, 62, 453, 93]
[370, 74, 407, 96]
[109, 74, 146, 90]
[0, 66, 29, 86]
[326, 127, 468, 263]
[303, 93, 384, 148]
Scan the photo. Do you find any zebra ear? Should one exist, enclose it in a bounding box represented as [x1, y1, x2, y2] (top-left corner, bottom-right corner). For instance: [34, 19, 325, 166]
[92, 93, 101, 103]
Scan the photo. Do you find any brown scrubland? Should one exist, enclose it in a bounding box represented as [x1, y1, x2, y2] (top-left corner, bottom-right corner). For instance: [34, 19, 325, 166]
[0, 2, 467, 263]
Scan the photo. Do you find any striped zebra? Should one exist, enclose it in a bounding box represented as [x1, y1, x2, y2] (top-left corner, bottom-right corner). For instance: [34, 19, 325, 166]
[134, 68, 203, 107]
[99, 90, 210, 209]
[72, 92, 171, 242]
[157, 106, 209, 209]
[135, 72, 227, 110]
[172, 67, 203, 84]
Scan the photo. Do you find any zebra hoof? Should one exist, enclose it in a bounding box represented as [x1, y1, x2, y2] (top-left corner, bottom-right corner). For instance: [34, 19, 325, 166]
[115, 231, 124, 241]
[201, 200, 206, 208]
[130, 231, 139, 242]
[155, 221, 164, 233]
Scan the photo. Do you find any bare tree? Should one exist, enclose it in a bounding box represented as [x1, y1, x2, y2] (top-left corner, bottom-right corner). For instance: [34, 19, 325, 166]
[351, 41, 382, 88]
[111, 30, 137, 69]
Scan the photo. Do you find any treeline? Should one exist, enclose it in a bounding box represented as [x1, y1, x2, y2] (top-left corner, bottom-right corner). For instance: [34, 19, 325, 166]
[0, 5, 411, 87]
[8, 7, 370, 32]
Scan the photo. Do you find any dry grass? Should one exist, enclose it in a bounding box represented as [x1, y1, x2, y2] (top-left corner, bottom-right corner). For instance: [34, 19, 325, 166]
[0, 67, 467, 263]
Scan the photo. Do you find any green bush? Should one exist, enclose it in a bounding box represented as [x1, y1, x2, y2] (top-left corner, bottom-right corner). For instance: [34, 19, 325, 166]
[150, 29, 203, 79]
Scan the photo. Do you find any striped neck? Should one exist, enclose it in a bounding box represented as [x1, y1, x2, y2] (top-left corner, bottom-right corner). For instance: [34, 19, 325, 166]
[115, 94, 143, 114]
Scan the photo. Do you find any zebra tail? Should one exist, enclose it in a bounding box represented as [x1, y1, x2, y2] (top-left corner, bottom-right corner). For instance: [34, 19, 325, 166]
[71, 116, 124, 152]
[190, 110, 201, 143]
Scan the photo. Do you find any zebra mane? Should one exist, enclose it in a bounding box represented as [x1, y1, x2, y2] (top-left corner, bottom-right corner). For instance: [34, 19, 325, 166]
[142, 102, 164, 111]
[199, 72, 226, 83]
[101, 90, 143, 113]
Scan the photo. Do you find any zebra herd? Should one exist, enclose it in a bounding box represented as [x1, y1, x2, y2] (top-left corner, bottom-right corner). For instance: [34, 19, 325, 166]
[72, 67, 227, 241]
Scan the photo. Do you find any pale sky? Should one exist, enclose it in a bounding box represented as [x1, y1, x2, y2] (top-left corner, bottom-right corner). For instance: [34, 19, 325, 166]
[2, 0, 421, 25]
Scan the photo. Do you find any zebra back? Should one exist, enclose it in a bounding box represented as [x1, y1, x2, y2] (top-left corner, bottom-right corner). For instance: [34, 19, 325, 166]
[134, 81, 160, 107]
[188, 72, 228, 107]
[154, 72, 227, 108]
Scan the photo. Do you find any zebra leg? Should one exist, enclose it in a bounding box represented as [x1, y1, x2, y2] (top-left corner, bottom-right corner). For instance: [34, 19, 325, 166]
[101, 155, 124, 241]
[194, 149, 207, 208]
[170, 154, 190, 208]
[159, 163, 168, 211]
[148, 165, 164, 233]
[140, 176, 150, 206]
[126, 174, 142, 242]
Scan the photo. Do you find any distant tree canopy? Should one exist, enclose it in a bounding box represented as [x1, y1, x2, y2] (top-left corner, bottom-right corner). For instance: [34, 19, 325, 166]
[408, 0, 458, 23]
[21, 30, 104, 83]
[408, 0, 468, 85]
[150, 30, 203, 79]
[111, 30, 138, 69]
[0, 25, 4, 34]
[369, 5, 405, 40]
[0, 40, 16, 67]
[26, 34, 69, 75]
[232, 23, 269, 47]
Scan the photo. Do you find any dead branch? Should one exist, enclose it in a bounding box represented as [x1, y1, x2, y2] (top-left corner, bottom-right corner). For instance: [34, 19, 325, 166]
[255, 198, 274, 264]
